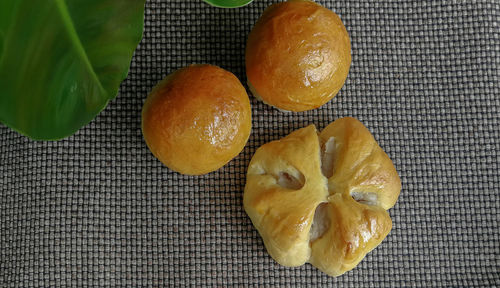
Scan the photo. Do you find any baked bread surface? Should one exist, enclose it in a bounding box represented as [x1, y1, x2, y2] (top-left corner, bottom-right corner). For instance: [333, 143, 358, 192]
[142, 64, 252, 175]
[244, 117, 401, 276]
[245, 0, 351, 112]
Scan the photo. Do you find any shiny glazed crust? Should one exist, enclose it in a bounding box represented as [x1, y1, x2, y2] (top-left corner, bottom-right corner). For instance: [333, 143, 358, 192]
[141, 64, 252, 175]
[245, 0, 351, 112]
[243, 117, 401, 276]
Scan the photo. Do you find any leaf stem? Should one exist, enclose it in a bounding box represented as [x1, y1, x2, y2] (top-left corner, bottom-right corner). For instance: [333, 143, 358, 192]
[54, 0, 106, 96]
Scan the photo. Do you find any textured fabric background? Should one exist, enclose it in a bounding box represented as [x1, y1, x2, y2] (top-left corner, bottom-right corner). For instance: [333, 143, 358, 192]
[0, 0, 499, 287]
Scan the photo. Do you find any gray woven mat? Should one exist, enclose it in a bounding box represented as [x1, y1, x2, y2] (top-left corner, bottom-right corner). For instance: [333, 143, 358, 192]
[1, 0, 499, 287]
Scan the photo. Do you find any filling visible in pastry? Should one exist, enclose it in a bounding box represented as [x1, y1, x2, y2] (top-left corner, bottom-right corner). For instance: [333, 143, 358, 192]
[310, 202, 330, 242]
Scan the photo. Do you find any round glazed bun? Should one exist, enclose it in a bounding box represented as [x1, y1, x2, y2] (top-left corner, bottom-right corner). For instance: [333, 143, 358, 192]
[142, 64, 252, 175]
[245, 0, 351, 112]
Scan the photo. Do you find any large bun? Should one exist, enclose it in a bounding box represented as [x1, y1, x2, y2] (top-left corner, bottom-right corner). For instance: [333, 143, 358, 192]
[142, 64, 252, 175]
[245, 0, 351, 112]
[243, 117, 401, 276]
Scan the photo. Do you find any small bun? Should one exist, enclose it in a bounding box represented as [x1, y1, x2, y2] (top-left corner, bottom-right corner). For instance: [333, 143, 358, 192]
[245, 0, 351, 112]
[142, 64, 252, 175]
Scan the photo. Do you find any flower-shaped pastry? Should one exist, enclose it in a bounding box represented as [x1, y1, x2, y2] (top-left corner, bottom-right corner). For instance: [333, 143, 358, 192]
[243, 117, 401, 276]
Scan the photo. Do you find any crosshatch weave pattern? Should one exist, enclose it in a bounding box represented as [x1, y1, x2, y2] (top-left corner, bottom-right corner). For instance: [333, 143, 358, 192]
[0, 0, 499, 286]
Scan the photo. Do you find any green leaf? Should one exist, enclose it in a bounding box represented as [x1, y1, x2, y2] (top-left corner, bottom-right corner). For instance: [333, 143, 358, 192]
[203, 0, 253, 8]
[0, 0, 145, 140]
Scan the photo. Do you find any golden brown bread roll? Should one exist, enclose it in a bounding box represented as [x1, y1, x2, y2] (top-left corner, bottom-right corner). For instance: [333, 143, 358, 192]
[141, 64, 252, 175]
[245, 0, 351, 112]
[243, 117, 401, 276]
